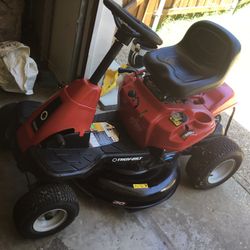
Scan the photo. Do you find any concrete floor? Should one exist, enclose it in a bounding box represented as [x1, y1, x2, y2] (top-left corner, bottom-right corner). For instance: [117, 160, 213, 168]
[0, 83, 250, 250]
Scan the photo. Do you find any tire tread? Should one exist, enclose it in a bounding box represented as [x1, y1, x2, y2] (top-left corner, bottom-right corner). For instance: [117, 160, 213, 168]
[186, 136, 243, 189]
[13, 183, 79, 238]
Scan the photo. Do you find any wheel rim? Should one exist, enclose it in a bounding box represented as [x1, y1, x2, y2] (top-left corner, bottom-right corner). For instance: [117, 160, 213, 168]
[33, 209, 68, 232]
[208, 159, 236, 184]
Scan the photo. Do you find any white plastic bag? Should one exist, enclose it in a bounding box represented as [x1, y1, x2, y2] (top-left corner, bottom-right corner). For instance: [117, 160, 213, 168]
[0, 41, 38, 95]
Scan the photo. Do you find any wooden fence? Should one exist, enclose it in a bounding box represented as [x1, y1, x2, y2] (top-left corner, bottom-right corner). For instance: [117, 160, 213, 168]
[123, 0, 160, 26]
[164, 0, 238, 15]
[123, 0, 248, 27]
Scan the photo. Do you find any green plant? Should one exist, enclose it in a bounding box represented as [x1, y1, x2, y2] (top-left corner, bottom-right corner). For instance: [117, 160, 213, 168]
[157, 10, 227, 31]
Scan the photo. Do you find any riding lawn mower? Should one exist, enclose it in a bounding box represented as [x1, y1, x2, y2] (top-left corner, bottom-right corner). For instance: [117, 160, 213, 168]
[0, 0, 243, 238]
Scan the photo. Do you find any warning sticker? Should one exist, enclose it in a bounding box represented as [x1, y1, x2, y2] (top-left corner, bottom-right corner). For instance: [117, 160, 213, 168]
[170, 112, 187, 127]
[90, 122, 119, 147]
[133, 184, 149, 189]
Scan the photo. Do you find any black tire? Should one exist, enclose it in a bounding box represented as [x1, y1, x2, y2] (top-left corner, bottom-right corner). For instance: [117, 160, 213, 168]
[13, 183, 79, 239]
[186, 136, 243, 189]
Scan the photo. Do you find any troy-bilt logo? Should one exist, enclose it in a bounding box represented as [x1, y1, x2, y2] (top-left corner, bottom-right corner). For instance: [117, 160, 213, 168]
[112, 157, 143, 163]
[112, 200, 126, 206]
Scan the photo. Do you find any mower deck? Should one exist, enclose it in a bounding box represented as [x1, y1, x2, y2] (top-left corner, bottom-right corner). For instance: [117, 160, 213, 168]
[76, 159, 180, 209]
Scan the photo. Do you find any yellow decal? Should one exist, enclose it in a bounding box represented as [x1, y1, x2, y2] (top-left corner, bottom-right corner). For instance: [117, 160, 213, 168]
[133, 184, 149, 189]
[170, 112, 186, 127]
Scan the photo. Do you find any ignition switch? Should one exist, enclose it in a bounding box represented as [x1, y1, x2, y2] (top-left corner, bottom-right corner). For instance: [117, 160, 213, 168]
[128, 90, 136, 98]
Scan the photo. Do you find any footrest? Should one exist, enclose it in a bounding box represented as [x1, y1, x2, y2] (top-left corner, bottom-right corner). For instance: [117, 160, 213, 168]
[27, 142, 150, 179]
[28, 147, 104, 178]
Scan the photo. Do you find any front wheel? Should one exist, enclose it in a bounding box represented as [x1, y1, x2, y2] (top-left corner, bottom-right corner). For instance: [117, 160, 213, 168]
[13, 183, 79, 238]
[186, 136, 243, 189]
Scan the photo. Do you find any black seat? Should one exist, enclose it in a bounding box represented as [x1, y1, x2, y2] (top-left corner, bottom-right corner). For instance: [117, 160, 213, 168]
[143, 21, 241, 98]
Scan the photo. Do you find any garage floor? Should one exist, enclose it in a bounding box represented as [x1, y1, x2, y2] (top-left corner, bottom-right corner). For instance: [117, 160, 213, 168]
[0, 81, 249, 250]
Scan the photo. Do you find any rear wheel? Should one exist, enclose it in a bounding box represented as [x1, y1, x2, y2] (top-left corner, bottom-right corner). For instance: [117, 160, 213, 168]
[186, 136, 243, 189]
[13, 183, 79, 238]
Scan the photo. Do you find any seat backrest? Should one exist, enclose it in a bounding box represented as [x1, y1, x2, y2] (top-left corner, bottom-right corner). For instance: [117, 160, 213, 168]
[178, 21, 241, 74]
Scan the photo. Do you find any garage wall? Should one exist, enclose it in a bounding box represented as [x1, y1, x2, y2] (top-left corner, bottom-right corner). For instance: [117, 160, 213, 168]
[0, 0, 24, 42]
[25, 0, 54, 62]
[48, 0, 83, 83]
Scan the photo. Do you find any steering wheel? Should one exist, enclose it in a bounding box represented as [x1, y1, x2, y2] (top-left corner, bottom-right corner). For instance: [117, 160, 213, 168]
[104, 0, 163, 46]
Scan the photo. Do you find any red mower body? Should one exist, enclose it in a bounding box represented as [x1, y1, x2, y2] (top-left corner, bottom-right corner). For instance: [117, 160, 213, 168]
[17, 79, 101, 152]
[119, 74, 236, 152]
[17, 74, 236, 153]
